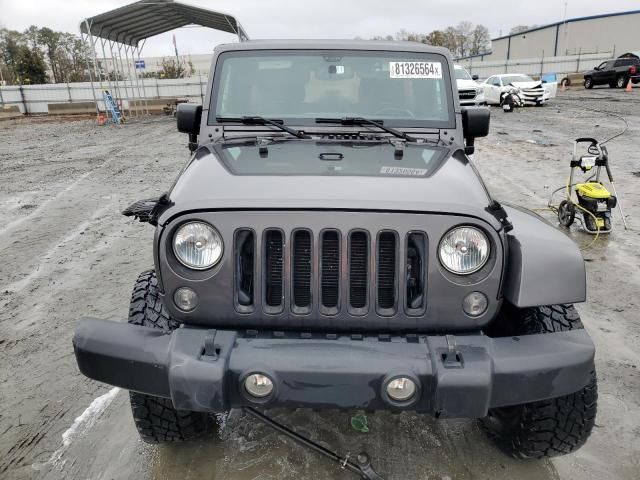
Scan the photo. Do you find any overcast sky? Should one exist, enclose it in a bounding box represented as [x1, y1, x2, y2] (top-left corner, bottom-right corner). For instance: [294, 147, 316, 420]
[1, 0, 639, 57]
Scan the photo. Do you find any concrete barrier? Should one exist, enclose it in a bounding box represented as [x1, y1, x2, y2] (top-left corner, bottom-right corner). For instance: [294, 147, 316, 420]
[0, 105, 21, 120]
[129, 98, 180, 115]
[48, 102, 97, 115]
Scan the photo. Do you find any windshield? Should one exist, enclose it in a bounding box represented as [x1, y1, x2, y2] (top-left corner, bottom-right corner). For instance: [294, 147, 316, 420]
[502, 75, 534, 84]
[454, 67, 472, 80]
[216, 140, 447, 177]
[210, 49, 454, 128]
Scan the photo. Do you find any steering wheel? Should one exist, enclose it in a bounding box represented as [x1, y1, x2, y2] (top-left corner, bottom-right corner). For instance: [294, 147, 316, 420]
[373, 107, 416, 118]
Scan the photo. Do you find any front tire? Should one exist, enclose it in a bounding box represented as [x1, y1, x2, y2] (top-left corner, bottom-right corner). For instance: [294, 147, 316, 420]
[480, 305, 597, 458]
[128, 270, 215, 443]
[584, 77, 593, 89]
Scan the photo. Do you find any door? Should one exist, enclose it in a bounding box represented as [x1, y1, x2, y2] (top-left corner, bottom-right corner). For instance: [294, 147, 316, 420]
[484, 76, 502, 104]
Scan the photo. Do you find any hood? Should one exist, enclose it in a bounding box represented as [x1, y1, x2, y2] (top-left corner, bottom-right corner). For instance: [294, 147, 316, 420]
[510, 81, 542, 89]
[158, 143, 500, 229]
[456, 79, 480, 89]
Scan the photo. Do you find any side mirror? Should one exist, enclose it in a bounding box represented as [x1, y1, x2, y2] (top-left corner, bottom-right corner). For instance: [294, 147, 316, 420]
[461, 106, 490, 155]
[472, 74, 479, 81]
[177, 103, 202, 135]
[176, 104, 202, 152]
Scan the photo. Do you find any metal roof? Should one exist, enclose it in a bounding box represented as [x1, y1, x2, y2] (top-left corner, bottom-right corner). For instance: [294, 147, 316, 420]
[80, 0, 248, 47]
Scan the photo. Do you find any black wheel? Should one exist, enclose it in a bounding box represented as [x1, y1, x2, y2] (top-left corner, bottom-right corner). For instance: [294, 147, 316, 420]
[616, 75, 628, 89]
[584, 77, 593, 89]
[560, 77, 570, 87]
[480, 305, 597, 458]
[558, 200, 575, 227]
[128, 270, 215, 443]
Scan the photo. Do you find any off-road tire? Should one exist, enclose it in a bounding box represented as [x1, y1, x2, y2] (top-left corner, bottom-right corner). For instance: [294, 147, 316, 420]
[584, 77, 593, 89]
[128, 270, 214, 443]
[480, 304, 597, 458]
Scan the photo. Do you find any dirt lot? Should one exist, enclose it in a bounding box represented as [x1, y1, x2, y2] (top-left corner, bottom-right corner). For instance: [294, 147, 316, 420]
[1, 87, 639, 480]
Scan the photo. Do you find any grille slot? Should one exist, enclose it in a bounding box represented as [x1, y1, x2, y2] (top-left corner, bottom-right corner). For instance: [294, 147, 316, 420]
[264, 230, 284, 308]
[320, 230, 340, 310]
[349, 231, 369, 310]
[292, 230, 312, 310]
[377, 232, 397, 311]
[406, 232, 427, 312]
[235, 230, 254, 308]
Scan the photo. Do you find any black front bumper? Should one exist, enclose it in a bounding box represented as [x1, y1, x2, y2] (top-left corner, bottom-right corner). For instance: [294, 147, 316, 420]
[73, 318, 595, 418]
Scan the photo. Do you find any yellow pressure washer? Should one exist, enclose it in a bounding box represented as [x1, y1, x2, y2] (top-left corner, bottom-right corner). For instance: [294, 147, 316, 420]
[557, 138, 628, 234]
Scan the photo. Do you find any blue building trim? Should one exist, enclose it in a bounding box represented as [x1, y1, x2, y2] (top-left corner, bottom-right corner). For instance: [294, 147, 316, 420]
[492, 9, 640, 42]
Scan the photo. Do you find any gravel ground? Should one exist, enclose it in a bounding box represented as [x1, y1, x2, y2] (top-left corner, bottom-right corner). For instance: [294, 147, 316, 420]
[0, 86, 639, 480]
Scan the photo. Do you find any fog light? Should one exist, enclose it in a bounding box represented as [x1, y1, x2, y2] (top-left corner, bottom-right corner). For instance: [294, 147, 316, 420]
[462, 291, 488, 317]
[244, 373, 274, 398]
[386, 377, 416, 402]
[174, 287, 198, 312]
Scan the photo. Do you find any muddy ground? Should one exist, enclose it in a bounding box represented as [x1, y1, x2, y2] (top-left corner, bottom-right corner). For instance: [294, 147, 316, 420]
[1, 87, 639, 480]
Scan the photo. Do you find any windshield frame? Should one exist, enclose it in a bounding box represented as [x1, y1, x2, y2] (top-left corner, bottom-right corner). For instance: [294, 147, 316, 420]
[207, 49, 456, 130]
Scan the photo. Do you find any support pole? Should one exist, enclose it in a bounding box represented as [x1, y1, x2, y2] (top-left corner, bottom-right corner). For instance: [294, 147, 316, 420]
[109, 39, 129, 117]
[127, 44, 144, 115]
[134, 42, 149, 115]
[118, 42, 135, 117]
[80, 29, 99, 114]
[99, 38, 116, 119]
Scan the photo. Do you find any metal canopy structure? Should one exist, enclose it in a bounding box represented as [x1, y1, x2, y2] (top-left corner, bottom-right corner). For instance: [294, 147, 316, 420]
[79, 0, 248, 120]
[80, 0, 249, 46]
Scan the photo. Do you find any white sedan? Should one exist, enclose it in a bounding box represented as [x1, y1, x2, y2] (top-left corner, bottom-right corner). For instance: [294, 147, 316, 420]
[481, 74, 553, 106]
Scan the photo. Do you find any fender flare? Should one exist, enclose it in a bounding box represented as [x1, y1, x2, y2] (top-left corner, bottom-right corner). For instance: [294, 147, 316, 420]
[502, 205, 586, 307]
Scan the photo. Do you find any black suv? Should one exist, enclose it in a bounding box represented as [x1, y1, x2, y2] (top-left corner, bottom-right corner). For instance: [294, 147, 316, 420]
[584, 56, 640, 88]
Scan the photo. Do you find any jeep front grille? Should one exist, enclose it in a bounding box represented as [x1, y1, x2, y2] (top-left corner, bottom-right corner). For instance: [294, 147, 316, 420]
[234, 228, 427, 316]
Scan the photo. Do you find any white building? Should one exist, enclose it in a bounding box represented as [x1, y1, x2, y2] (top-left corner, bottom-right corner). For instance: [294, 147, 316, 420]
[473, 9, 640, 62]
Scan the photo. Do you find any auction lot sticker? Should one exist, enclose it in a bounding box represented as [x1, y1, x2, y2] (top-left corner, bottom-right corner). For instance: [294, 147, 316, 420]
[389, 61, 442, 79]
[381, 166, 428, 176]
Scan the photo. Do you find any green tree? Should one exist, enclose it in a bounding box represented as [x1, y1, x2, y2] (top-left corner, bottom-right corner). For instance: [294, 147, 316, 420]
[38, 27, 62, 82]
[15, 44, 47, 84]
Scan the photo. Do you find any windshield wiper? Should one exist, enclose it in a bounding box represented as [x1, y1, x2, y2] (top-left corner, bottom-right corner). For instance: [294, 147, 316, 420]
[217, 116, 309, 139]
[316, 117, 418, 142]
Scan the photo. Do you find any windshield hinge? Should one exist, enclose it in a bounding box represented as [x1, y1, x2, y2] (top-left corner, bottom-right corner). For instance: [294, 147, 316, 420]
[486, 201, 513, 232]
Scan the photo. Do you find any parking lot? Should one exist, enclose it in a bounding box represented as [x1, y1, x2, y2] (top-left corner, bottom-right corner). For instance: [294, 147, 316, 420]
[1, 86, 639, 480]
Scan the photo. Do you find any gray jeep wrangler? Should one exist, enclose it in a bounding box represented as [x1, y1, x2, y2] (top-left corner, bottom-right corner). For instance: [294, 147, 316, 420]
[73, 40, 596, 459]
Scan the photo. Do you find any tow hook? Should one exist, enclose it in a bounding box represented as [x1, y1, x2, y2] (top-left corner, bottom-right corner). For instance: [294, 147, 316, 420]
[243, 407, 385, 480]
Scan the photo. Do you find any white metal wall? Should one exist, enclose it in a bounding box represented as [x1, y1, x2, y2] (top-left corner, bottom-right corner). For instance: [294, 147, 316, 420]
[486, 11, 640, 62]
[455, 52, 613, 79]
[0, 76, 209, 114]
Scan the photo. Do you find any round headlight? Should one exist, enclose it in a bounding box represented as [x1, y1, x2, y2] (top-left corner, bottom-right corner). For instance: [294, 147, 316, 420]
[439, 226, 489, 274]
[173, 222, 223, 270]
